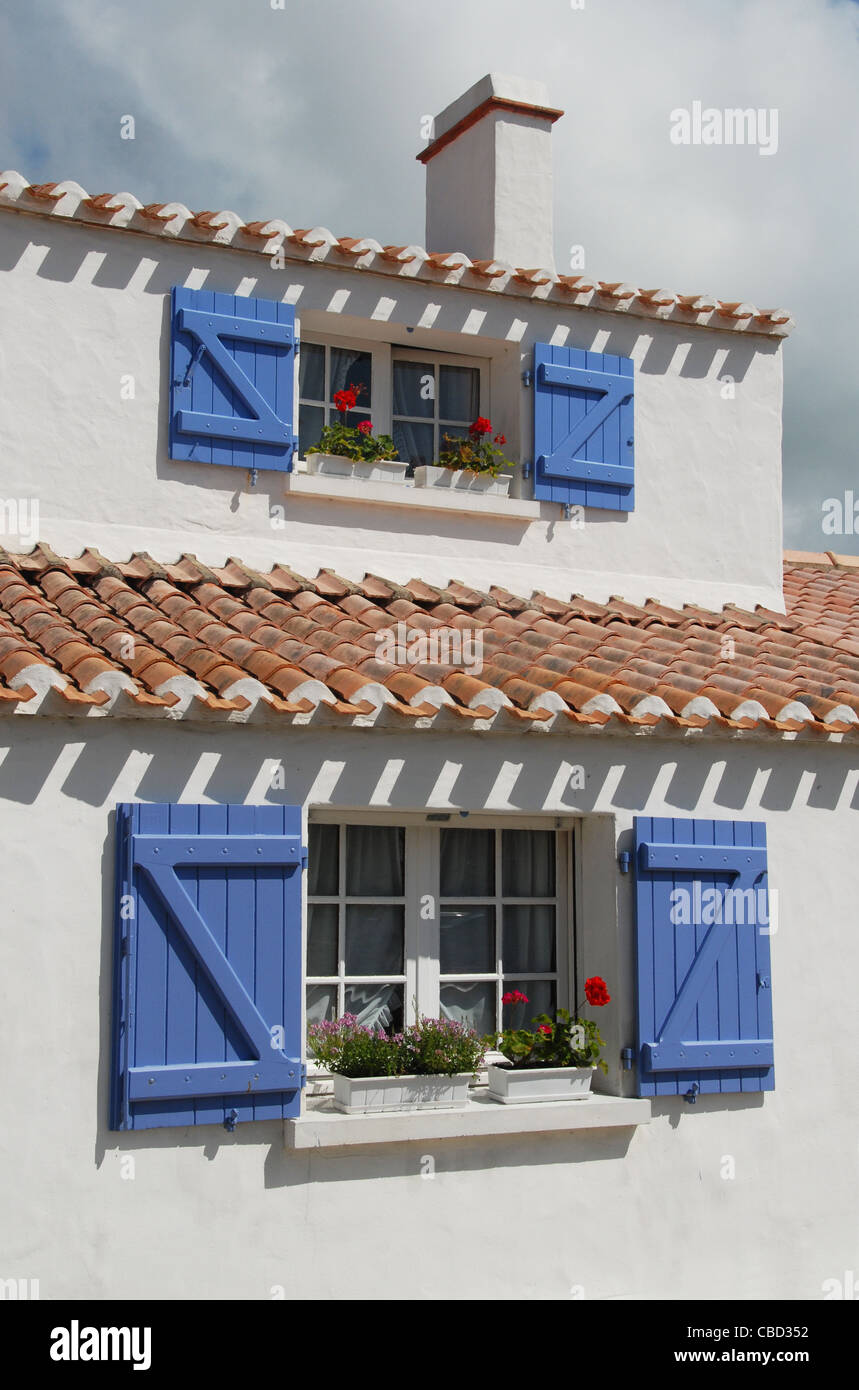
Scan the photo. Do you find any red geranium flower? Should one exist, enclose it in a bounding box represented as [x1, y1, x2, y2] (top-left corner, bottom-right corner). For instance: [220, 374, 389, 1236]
[357, 419, 373, 435]
[469, 416, 492, 436]
[538, 1024, 552, 1035]
[493, 433, 507, 446]
[501, 990, 529, 1005]
[584, 976, 611, 1007]
[333, 383, 362, 414]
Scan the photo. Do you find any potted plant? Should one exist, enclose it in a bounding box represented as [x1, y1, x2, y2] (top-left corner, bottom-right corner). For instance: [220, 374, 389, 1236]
[414, 417, 514, 496]
[305, 383, 407, 483]
[308, 1012, 486, 1114]
[486, 978, 611, 1104]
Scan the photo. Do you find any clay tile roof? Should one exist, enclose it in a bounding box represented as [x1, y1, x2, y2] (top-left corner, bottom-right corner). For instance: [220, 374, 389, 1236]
[0, 547, 856, 737]
[0, 167, 793, 336]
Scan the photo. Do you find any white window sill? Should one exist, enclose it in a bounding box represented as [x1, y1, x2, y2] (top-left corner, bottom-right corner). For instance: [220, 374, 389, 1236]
[284, 1091, 651, 1149]
[284, 470, 540, 520]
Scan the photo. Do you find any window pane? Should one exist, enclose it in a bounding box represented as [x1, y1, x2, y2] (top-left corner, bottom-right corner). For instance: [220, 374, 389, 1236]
[345, 905, 404, 974]
[307, 903, 338, 976]
[345, 983, 403, 1033]
[503, 906, 556, 974]
[393, 360, 434, 418]
[439, 364, 479, 421]
[299, 343, 325, 401]
[441, 982, 495, 1037]
[392, 420, 434, 469]
[306, 984, 337, 1025]
[440, 828, 495, 897]
[308, 823, 339, 896]
[502, 830, 556, 897]
[299, 403, 324, 460]
[439, 423, 469, 447]
[330, 348, 372, 408]
[345, 825, 404, 896]
[501, 979, 556, 1028]
[440, 905, 495, 974]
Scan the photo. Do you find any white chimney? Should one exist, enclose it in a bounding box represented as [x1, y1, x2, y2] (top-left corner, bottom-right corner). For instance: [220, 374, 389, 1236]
[418, 73, 563, 272]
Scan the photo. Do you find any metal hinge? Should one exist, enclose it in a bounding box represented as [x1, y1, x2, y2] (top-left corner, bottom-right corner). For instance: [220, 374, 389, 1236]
[620, 1047, 635, 1071]
[522, 369, 533, 388]
[684, 1082, 700, 1105]
[522, 460, 533, 479]
[618, 850, 631, 874]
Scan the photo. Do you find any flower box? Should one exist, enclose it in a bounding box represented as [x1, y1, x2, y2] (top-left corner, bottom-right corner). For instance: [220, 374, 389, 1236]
[306, 453, 409, 484]
[332, 1072, 473, 1115]
[413, 464, 511, 496]
[486, 1065, 594, 1105]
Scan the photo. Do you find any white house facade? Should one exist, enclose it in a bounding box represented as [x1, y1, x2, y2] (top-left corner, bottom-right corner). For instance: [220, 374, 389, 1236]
[0, 74, 856, 1303]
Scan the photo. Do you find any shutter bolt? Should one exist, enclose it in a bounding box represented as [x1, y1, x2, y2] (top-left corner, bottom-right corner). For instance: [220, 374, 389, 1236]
[224, 1109, 239, 1132]
[683, 1082, 700, 1105]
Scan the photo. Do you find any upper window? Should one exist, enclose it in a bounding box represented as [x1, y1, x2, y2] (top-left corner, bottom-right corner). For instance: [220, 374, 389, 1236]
[298, 342, 372, 460]
[306, 818, 568, 1037]
[392, 353, 481, 471]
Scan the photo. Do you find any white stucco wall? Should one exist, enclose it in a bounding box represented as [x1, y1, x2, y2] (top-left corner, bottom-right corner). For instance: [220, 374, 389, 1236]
[0, 212, 785, 611]
[0, 715, 854, 1300]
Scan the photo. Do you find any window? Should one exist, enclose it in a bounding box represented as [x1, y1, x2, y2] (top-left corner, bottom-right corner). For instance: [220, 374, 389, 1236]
[306, 817, 570, 1035]
[298, 341, 372, 459]
[392, 351, 484, 472]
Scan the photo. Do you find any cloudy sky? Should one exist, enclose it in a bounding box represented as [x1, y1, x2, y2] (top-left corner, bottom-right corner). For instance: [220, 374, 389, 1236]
[2, 0, 857, 551]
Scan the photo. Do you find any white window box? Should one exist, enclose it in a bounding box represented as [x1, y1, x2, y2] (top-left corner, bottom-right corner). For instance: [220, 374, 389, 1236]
[305, 452, 409, 484]
[285, 1091, 651, 1149]
[333, 1072, 472, 1114]
[413, 464, 511, 496]
[487, 1064, 594, 1104]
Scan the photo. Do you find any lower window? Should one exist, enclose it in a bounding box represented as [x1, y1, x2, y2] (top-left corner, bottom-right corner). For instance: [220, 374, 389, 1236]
[306, 817, 573, 1035]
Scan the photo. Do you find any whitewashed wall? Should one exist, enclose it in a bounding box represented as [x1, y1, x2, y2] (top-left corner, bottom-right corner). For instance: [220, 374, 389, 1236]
[0, 213, 784, 611]
[0, 716, 854, 1300]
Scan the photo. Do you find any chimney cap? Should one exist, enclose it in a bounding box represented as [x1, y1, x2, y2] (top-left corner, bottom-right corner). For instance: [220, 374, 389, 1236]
[417, 73, 563, 164]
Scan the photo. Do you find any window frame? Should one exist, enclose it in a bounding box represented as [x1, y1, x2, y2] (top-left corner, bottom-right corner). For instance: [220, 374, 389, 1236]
[297, 333, 378, 460]
[305, 810, 575, 1036]
[390, 346, 490, 469]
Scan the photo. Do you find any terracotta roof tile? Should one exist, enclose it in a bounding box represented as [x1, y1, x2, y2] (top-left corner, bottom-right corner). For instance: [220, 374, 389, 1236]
[0, 547, 856, 736]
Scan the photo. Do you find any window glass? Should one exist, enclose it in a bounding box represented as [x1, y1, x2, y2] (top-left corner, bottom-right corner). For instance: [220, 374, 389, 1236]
[502, 829, 556, 897]
[503, 905, 556, 974]
[299, 343, 325, 401]
[298, 405, 325, 463]
[346, 825, 404, 896]
[501, 979, 556, 1027]
[393, 360, 434, 418]
[440, 982, 495, 1037]
[307, 903, 338, 976]
[344, 984, 404, 1033]
[308, 823, 339, 896]
[306, 984, 337, 1025]
[440, 905, 495, 974]
[392, 421, 434, 471]
[330, 347, 372, 408]
[345, 905, 404, 975]
[440, 827, 495, 896]
[439, 364, 479, 421]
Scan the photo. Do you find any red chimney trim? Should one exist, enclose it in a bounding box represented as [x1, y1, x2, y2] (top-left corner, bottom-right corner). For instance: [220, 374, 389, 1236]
[416, 96, 564, 164]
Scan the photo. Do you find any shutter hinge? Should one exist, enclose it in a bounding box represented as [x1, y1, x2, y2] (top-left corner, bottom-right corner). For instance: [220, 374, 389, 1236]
[224, 1108, 239, 1132]
[521, 460, 533, 479]
[522, 369, 533, 388]
[620, 1047, 635, 1071]
[683, 1082, 700, 1105]
[618, 850, 631, 874]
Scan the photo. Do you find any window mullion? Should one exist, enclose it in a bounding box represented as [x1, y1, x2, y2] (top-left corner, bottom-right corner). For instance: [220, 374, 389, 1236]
[410, 825, 438, 1021]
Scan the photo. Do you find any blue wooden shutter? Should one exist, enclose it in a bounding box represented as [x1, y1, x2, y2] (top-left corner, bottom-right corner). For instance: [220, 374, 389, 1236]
[533, 343, 634, 511]
[634, 817, 774, 1097]
[111, 803, 307, 1131]
[169, 287, 297, 472]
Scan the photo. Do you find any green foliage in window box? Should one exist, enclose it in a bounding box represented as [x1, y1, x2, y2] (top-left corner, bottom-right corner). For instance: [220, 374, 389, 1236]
[308, 1013, 486, 1079]
[491, 979, 612, 1072]
[305, 382, 397, 462]
[436, 417, 514, 477]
